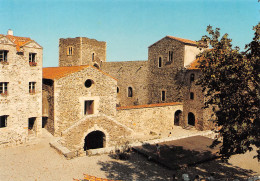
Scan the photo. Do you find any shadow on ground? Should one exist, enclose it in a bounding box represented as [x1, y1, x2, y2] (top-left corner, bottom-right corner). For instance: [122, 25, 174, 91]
[97, 137, 256, 180]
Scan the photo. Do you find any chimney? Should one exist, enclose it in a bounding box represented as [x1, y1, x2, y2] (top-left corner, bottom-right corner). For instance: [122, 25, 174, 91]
[7, 29, 13, 36]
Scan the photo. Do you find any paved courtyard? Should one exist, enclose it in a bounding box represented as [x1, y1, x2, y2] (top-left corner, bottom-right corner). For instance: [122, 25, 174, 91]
[0, 129, 259, 181]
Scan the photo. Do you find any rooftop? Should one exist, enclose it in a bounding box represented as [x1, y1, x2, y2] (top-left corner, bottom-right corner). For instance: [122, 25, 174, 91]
[117, 102, 182, 110]
[0, 34, 34, 51]
[149, 35, 198, 48]
[43, 65, 117, 81]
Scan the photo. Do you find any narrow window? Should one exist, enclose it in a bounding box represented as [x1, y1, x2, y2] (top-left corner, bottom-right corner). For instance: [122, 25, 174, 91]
[92, 53, 95, 61]
[29, 82, 36, 94]
[169, 51, 173, 61]
[0, 50, 8, 63]
[84, 100, 94, 115]
[0, 82, 8, 96]
[190, 73, 195, 82]
[29, 53, 37, 66]
[117, 87, 119, 93]
[0, 115, 7, 128]
[128, 87, 133, 97]
[161, 90, 166, 101]
[158, 57, 162, 68]
[67, 46, 73, 55]
[190, 92, 194, 100]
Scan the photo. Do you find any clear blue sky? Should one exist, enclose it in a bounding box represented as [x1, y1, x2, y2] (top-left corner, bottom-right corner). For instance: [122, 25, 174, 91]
[1, 0, 259, 67]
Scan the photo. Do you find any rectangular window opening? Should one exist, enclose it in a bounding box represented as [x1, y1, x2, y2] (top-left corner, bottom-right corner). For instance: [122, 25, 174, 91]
[0, 115, 8, 128]
[169, 51, 173, 62]
[67, 46, 73, 55]
[29, 82, 36, 94]
[0, 82, 8, 96]
[0, 50, 8, 62]
[162, 91, 166, 101]
[84, 100, 94, 115]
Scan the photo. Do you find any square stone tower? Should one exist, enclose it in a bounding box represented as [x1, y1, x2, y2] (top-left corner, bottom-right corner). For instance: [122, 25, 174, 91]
[59, 37, 106, 68]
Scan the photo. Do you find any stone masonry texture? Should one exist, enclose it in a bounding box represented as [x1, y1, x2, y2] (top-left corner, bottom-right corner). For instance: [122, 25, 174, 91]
[0, 35, 42, 147]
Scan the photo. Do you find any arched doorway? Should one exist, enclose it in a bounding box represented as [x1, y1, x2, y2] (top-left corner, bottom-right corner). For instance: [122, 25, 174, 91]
[174, 110, 182, 126]
[188, 112, 195, 126]
[83, 131, 105, 150]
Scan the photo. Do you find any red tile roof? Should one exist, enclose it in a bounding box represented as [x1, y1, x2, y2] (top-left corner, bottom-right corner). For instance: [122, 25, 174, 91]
[2, 34, 33, 51]
[187, 49, 213, 70]
[117, 102, 182, 110]
[166, 35, 197, 46]
[187, 57, 202, 70]
[43, 65, 117, 81]
[149, 36, 198, 48]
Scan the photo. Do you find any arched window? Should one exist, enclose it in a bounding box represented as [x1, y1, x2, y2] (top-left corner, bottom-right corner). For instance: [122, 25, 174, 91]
[190, 73, 195, 82]
[128, 87, 133, 97]
[190, 92, 194, 100]
[158, 57, 162, 68]
[92, 53, 95, 61]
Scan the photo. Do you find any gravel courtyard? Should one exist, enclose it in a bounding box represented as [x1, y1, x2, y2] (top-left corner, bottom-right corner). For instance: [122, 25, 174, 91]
[0, 129, 259, 181]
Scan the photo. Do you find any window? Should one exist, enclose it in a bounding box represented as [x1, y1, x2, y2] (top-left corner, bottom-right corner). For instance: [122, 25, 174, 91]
[190, 92, 194, 100]
[0, 50, 8, 63]
[128, 87, 133, 97]
[92, 53, 95, 61]
[158, 57, 162, 68]
[0, 115, 7, 128]
[85, 79, 94, 88]
[29, 53, 37, 66]
[117, 87, 119, 93]
[84, 100, 94, 115]
[161, 90, 166, 101]
[67, 46, 73, 55]
[29, 82, 36, 94]
[190, 73, 195, 82]
[0, 82, 8, 96]
[168, 51, 173, 62]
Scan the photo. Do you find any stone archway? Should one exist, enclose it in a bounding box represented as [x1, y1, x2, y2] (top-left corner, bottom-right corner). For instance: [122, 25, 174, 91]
[174, 110, 182, 126]
[83, 131, 105, 151]
[188, 112, 195, 126]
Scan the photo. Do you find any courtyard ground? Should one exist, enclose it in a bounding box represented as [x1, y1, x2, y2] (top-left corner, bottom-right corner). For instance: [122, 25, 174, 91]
[0, 128, 259, 181]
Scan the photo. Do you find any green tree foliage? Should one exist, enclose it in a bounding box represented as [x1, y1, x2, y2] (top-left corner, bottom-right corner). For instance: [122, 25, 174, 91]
[197, 23, 260, 160]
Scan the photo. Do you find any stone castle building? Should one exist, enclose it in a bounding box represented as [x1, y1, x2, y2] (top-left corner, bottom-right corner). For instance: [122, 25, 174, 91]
[42, 35, 213, 155]
[0, 30, 43, 147]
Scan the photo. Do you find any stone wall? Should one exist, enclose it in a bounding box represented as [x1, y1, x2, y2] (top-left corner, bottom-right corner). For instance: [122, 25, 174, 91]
[148, 37, 186, 104]
[116, 103, 183, 135]
[59, 37, 106, 67]
[61, 114, 132, 152]
[0, 37, 42, 147]
[101, 61, 149, 107]
[53, 66, 117, 136]
[182, 70, 214, 130]
[42, 79, 55, 134]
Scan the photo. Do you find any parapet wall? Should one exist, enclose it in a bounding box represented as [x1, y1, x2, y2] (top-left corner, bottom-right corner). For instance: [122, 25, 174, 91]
[116, 102, 183, 135]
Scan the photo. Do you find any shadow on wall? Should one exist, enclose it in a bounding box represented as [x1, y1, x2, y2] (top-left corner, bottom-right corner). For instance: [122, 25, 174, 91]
[97, 145, 255, 181]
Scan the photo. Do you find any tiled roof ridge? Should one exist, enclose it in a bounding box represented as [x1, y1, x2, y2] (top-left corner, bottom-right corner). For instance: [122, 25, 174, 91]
[117, 102, 182, 110]
[166, 35, 197, 45]
[43, 65, 117, 81]
[149, 35, 198, 48]
[1, 34, 33, 51]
